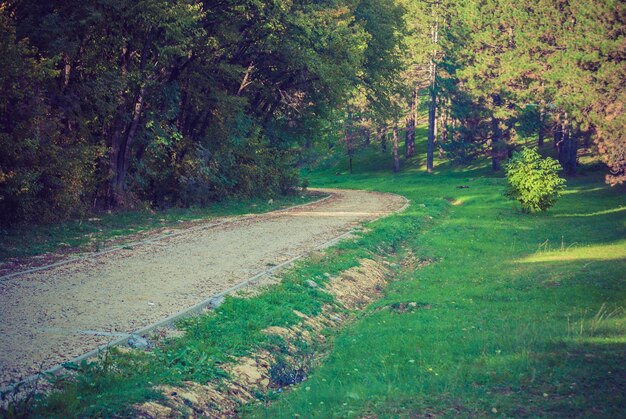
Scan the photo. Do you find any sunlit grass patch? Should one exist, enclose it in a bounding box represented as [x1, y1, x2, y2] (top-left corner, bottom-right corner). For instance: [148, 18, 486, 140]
[519, 240, 626, 263]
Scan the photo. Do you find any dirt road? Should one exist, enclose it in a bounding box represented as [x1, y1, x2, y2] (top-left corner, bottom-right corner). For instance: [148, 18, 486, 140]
[0, 189, 407, 388]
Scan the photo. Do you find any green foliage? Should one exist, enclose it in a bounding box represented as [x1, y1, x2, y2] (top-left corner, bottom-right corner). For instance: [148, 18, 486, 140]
[505, 148, 566, 213]
[0, 0, 412, 227]
[0, 7, 99, 226]
[269, 338, 317, 387]
[433, 0, 626, 181]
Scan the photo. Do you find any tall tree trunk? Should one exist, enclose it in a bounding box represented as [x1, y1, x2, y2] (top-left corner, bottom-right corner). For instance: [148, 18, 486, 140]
[110, 85, 146, 206]
[347, 133, 353, 174]
[426, 1, 440, 173]
[108, 32, 154, 208]
[490, 94, 504, 171]
[427, 87, 437, 172]
[557, 115, 577, 175]
[344, 111, 353, 173]
[556, 119, 564, 157]
[61, 52, 71, 90]
[349, 151, 353, 174]
[553, 122, 561, 148]
[439, 101, 449, 159]
[392, 125, 400, 173]
[379, 126, 387, 152]
[491, 115, 502, 171]
[405, 86, 416, 157]
[237, 62, 254, 96]
[557, 122, 567, 167]
[568, 133, 578, 175]
[538, 105, 546, 146]
[120, 86, 146, 181]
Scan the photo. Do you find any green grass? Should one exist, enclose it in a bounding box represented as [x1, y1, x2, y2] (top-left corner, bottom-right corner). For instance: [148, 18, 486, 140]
[246, 133, 626, 417]
[4, 129, 625, 417]
[0, 193, 321, 263]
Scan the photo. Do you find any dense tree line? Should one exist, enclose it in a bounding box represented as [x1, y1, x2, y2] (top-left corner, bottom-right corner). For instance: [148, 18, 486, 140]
[405, 0, 625, 184]
[1, 0, 623, 226]
[0, 0, 405, 226]
[341, 0, 624, 184]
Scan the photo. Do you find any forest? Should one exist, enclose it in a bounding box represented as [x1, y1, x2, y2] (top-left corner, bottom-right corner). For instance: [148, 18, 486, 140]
[1, 0, 623, 227]
[1, 1, 625, 417]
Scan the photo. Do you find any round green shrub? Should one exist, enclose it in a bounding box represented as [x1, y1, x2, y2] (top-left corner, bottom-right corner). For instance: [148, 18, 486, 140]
[505, 148, 566, 213]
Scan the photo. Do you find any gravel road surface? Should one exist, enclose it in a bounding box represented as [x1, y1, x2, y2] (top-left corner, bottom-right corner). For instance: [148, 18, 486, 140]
[0, 188, 407, 388]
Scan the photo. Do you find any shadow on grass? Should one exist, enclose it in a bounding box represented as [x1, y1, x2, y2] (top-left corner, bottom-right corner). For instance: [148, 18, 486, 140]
[530, 340, 626, 417]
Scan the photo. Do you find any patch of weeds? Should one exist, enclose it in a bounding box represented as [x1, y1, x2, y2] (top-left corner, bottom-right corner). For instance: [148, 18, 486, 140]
[444, 196, 463, 206]
[388, 302, 432, 314]
[269, 338, 317, 388]
[0, 376, 46, 418]
[154, 346, 228, 382]
[566, 303, 625, 339]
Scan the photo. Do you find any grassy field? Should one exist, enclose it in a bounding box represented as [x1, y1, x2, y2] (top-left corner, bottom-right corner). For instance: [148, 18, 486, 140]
[247, 134, 626, 417]
[3, 130, 624, 417]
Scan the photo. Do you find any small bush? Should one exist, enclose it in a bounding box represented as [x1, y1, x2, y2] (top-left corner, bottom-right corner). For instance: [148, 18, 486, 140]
[505, 147, 566, 213]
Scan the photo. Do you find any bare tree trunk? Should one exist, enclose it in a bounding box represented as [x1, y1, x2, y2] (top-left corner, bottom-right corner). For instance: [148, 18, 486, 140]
[392, 125, 400, 173]
[426, 1, 439, 173]
[557, 114, 577, 175]
[491, 115, 502, 171]
[62, 52, 71, 90]
[108, 110, 128, 207]
[120, 86, 146, 182]
[568, 133, 578, 175]
[237, 62, 254, 96]
[379, 126, 387, 152]
[553, 121, 561, 149]
[439, 101, 449, 158]
[557, 122, 567, 167]
[427, 87, 436, 172]
[490, 94, 505, 171]
[110, 85, 146, 206]
[107, 33, 154, 208]
[344, 111, 354, 174]
[538, 105, 546, 146]
[405, 86, 416, 157]
[347, 133, 353, 174]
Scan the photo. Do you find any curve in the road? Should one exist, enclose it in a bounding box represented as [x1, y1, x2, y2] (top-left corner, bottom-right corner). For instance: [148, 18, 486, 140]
[0, 189, 408, 390]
